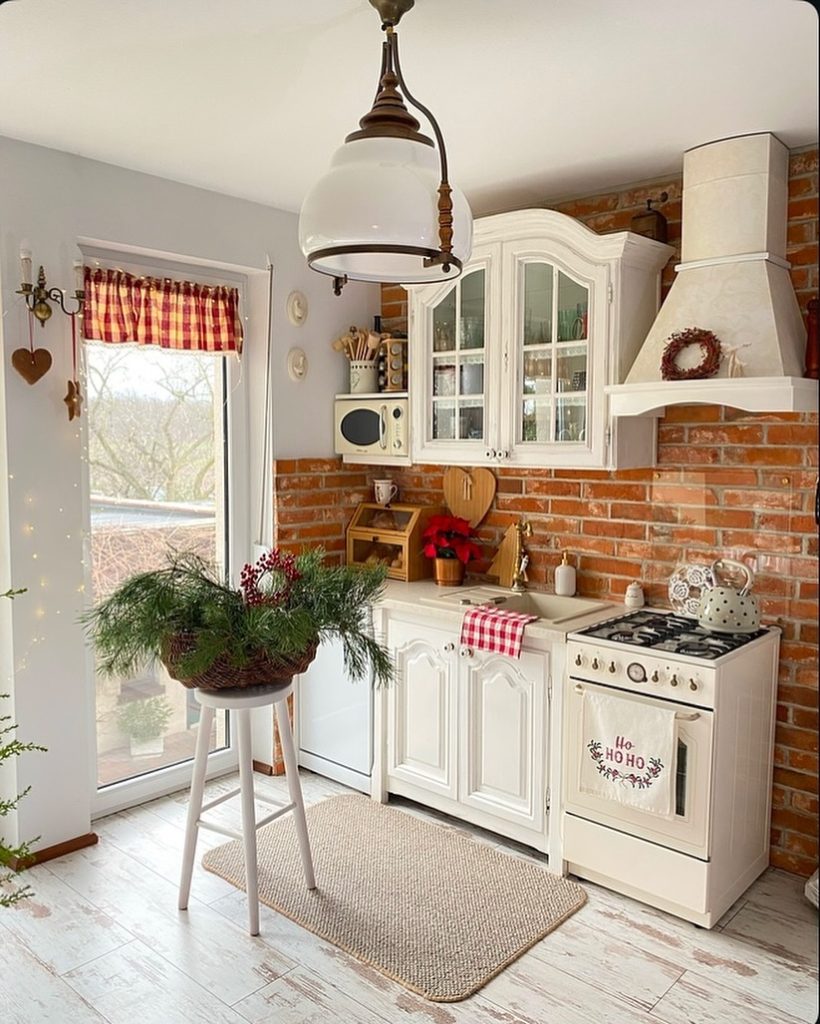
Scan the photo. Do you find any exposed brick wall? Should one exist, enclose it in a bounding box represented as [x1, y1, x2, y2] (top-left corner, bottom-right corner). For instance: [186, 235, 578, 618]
[275, 146, 819, 876]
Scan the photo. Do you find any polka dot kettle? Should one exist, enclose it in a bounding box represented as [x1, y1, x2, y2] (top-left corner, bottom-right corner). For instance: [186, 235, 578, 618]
[697, 559, 761, 633]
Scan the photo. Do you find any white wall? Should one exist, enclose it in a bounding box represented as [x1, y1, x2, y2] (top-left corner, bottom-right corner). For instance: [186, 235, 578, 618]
[0, 135, 378, 850]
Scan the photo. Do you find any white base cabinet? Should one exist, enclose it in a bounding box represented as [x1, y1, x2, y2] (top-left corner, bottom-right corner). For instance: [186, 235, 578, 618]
[380, 613, 551, 852]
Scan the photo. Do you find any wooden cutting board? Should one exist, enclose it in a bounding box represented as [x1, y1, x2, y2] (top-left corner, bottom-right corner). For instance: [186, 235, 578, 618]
[488, 524, 518, 588]
[442, 466, 496, 527]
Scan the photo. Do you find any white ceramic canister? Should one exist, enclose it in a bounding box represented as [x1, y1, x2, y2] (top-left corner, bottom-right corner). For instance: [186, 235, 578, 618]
[349, 360, 378, 394]
[625, 580, 645, 609]
[554, 552, 576, 596]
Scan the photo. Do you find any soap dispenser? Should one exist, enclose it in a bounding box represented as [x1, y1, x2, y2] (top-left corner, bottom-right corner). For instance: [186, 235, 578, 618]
[554, 552, 576, 597]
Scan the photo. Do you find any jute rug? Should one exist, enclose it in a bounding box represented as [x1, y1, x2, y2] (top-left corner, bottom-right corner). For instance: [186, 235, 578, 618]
[202, 794, 586, 1002]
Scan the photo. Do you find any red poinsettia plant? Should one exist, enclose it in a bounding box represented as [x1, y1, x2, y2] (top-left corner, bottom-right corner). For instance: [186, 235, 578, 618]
[422, 514, 481, 564]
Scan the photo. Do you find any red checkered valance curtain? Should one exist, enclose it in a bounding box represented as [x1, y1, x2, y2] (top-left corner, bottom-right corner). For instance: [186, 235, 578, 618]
[82, 267, 243, 354]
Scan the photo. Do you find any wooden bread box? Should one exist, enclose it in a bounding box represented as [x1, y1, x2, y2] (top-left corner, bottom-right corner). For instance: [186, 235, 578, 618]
[346, 503, 443, 581]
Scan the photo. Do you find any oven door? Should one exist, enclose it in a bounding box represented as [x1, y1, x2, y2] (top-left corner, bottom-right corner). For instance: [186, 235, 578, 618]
[564, 679, 714, 859]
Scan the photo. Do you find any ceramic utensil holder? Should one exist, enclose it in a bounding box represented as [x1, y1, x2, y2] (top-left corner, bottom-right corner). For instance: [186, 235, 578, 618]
[350, 360, 378, 394]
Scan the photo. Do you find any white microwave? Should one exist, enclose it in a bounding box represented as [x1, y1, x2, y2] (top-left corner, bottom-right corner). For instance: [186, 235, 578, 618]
[334, 396, 409, 457]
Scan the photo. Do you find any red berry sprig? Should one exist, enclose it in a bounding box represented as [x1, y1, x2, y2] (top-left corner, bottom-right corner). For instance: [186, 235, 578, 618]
[240, 549, 302, 607]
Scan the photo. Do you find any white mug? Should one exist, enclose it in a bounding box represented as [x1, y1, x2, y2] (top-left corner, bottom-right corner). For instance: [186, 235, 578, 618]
[374, 479, 398, 506]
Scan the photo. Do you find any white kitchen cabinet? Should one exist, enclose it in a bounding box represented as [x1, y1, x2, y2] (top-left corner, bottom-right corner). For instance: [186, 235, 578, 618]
[386, 617, 458, 800]
[409, 209, 673, 469]
[384, 612, 551, 850]
[460, 646, 548, 836]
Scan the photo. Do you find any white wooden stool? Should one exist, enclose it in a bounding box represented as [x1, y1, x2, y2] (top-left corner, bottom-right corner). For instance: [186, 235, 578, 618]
[178, 680, 316, 935]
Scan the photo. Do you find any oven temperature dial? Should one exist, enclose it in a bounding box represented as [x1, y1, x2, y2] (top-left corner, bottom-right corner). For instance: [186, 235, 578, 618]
[626, 662, 646, 683]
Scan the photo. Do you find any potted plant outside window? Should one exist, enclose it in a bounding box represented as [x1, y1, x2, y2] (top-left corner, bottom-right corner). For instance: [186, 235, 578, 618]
[421, 514, 482, 586]
[82, 547, 393, 691]
[116, 696, 173, 757]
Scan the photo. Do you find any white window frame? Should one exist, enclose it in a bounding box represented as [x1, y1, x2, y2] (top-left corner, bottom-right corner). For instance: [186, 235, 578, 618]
[79, 243, 251, 819]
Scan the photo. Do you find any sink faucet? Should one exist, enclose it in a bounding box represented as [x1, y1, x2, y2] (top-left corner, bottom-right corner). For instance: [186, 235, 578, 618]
[511, 518, 533, 593]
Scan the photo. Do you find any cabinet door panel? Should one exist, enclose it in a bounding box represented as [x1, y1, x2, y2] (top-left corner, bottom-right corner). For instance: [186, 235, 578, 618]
[386, 619, 457, 798]
[411, 246, 502, 464]
[460, 649, 548, 833]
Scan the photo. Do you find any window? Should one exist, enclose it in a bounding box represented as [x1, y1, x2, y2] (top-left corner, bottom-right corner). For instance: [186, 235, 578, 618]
[81, 252, 248, 806]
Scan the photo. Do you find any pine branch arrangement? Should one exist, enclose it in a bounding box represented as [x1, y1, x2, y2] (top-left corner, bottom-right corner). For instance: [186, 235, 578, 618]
[82, 548, 393, 688]
[1, 585, 46, 909]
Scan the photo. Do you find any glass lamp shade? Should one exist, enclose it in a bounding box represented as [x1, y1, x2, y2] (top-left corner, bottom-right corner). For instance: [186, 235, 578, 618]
[299, 136, 473, 284]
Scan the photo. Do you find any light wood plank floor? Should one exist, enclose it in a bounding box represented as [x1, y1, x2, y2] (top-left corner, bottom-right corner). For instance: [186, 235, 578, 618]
[2, 769, 817, 1024]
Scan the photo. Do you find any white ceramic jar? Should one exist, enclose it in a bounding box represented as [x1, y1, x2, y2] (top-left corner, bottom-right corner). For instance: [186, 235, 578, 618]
[625, 581, 645, 609]
[554, 552, 576, 596]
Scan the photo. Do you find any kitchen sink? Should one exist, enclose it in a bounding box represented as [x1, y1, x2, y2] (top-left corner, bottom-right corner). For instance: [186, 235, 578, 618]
[418, 586, 611, 625]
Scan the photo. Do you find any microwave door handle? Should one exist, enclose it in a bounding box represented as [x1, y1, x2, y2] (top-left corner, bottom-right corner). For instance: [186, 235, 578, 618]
[379, 405, 387, 450]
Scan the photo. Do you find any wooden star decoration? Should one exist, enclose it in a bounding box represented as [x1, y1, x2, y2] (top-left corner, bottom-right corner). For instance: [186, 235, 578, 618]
[63, 379, 83, 421]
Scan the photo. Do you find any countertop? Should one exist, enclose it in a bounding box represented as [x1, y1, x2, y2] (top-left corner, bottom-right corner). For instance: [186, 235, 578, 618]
[375, 578, 625, 643]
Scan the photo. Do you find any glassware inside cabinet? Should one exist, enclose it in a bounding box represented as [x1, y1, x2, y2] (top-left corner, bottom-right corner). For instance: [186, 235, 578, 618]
[429, 268, 486, 443]
[556, 343, 588, 394]
[522, 397, 552, 443]
[433, 400, 456, 440]
[555, 395, 587, 442]
[433, 289, 456, 352]
[523, 350, 552, 395]
[458, 399, 484, 441]
[557, 271, 589, 341]
[460, 269, 485, 350]
[433, 357, 456, 396]
[459, 354, 484, 396]
[523, 263, 553, 345]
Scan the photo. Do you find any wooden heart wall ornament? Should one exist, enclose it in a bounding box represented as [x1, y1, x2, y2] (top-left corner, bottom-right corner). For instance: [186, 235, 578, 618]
[11, 347, 52, 384]
[442, 467, 497, 527]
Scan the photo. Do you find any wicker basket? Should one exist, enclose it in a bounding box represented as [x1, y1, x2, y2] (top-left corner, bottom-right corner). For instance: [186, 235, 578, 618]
[161, 633, 319, 692]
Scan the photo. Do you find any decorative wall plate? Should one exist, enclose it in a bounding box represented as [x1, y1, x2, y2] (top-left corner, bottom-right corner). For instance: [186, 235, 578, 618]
[667, 562, 717, 617]
[286, 290, 308, 326]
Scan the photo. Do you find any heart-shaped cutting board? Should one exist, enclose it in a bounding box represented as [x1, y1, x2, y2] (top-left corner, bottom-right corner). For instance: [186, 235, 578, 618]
[443, 466, 497, 527]
[12, 347, 52, 385]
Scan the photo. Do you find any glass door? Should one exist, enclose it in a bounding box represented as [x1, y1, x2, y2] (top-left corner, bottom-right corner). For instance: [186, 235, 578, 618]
[86, 343, 231, 793]
[430, 268, 486, 444]
[520, 262, 589, 446]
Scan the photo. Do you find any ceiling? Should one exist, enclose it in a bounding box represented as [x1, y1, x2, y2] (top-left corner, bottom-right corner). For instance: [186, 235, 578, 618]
[1, 0, 817, 217]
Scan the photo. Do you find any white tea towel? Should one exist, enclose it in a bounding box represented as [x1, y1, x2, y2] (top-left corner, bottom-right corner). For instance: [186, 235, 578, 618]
[579, 689, 676, 817]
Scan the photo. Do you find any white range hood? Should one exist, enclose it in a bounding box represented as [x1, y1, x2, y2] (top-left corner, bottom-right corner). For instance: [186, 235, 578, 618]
[608, 133, 817, 415]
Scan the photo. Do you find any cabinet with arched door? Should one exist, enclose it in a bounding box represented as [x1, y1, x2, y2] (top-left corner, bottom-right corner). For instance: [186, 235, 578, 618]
[409, 209, 673, 469]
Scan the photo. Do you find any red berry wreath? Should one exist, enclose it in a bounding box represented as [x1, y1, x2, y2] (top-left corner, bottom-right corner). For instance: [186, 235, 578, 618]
[660, 328, 722, 381]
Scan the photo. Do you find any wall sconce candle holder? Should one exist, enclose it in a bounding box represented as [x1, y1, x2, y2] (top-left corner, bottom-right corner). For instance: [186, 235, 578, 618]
[16, 254, 85, 326]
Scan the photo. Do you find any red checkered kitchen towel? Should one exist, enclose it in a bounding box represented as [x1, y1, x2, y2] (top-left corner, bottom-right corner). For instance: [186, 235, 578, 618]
[459, 605, 539, 658]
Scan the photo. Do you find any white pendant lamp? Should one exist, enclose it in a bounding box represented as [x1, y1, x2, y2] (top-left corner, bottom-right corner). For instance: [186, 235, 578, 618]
[299, 0, 472, 294]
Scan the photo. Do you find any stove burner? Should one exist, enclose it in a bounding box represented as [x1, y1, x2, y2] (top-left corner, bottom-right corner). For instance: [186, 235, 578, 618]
[609, 629, 649, 643]
[677, 642, 714, 656]
[574, 609, 767, 660]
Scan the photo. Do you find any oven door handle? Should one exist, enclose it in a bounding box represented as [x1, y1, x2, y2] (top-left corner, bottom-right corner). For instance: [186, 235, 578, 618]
[573, 683, 700, 720]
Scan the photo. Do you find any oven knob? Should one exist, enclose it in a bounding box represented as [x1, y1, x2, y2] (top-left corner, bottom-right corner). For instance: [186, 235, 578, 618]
[670, 673, 679, 687]
[608, 661, 617, 673]
[574, 654, 582, 666]
[651, 670, 659, 683]
[626, 662, 646, 683]
[591, 657, 599, 670]
[689, 678, 698, 691]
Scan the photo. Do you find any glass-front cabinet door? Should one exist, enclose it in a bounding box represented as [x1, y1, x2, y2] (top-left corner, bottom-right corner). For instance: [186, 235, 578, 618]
[414, 248, 499, 463]
[519, 263, 589, 445]
[504, 245, 609, 467]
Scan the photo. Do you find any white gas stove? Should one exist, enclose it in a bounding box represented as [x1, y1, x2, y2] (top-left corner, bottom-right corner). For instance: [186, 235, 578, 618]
[561, 608, 780, 928]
